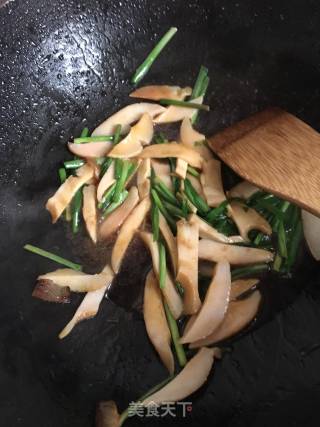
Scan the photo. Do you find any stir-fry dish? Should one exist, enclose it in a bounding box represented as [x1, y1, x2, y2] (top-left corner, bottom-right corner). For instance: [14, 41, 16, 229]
[23, 28, 320, 426]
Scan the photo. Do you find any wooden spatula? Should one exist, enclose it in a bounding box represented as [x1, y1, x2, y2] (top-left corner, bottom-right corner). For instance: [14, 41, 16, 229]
[208, 107, 320, 216]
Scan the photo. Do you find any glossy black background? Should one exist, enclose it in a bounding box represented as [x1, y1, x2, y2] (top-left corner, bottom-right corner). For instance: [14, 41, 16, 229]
[1, 0, 320, 426]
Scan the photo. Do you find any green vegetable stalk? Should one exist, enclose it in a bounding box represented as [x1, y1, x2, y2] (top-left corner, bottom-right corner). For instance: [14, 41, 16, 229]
[153, 177, 178, 205]
[151, 189, 176, 233]
[74, 135, 113, 144]
[190, 65, 209, 124]
[24, 244, 82, 271]
[231, 264, 269, 280]
[102, 190, 128, 217]
[80, 127, 89, 137]
[64, 159, 85, 169]
[131, 27, 178, 85]
[164, 302, 187, 368]
[113, 124, 122, 145]
[159, 98, 210, 111]
[72, 188, 83, 233]
[113, 160, 130, 203]
[151, 203, 160, 242]
[98, 182, 117, 210]
[99, 157, 113, 178]
[158, 241, 167, 290]
[184, 178, 210, 215]
[187, 165, 200, 177]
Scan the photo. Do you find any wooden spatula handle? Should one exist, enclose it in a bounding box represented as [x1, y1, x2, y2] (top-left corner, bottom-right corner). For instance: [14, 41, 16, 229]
[208, 108, 320, 216]
[209, 108, 281, 153]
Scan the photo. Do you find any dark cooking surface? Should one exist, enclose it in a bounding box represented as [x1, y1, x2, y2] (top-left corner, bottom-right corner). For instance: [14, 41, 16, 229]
[1, 0, 320, 426]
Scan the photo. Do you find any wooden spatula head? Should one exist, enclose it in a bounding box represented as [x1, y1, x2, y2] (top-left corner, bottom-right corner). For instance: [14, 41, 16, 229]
[208, 108, 320, 216]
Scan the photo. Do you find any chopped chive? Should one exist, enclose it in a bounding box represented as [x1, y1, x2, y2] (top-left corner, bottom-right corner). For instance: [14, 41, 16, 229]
[273, 253, 282, 272]
[80, 127, 89, 138]
[286, 220, 302, 270]
[154, 184, 178, 206]
[190, 65, 209, 124]
[191, 65, 208, 99]
[271, 202, 291, 274]
[247, 191, 275, 206]
[159, 99, 210, 111]
[64, 159, 85, 169]
[151, 190, 176, 233]
[163, 201, 186, 218]
[254, 232, 264, 246]
[102, 190, 128, 217]
[277, 220, 288, 258]
[99, 157, 113, 178]
[272, 201, 291, 231]
[192, 83, 209, 123]
[97, 126, 121, 177]
[164, 302, 187, 367]
[201, 75, 210, 95]
[153, 177, 178, 205]
[184, 178, 210, 215]
[246, 191, 266, 204]
[131, 27, 178, 85]
[115, 159, 123, 180]
[58, 167, 67, 183]
[229, 197, 248, 205]
[151, 189, 169, 215]
[151, 203, 160, 241]
[150, 166, 156, 188]
[290, 205, 300, 227]
[248, 235, 272, 250]
[168, 158, 180, 194]
[254, 199, 285, 219]
[176, 192, 193, 215]
[215, 218, 238, 236]
[175, 281, 185, 296]
[187, 165, 200, 177]
[126, 162, 139, 182]
[113, 124, 122, 145]
[231, 264, 269, 280]
[159, 242, 166, 290]
[113, 160, 130, 203]
[74, 135, 113, 144]
[253, 212, 273, 245]
[98, 182, 117, 210]
[118, 375, 174, 426]
[23, 244, 82, 271]
[206, 200, 229, 223]
[181, 197, 190, 218]
[72, 188, 83, 234]
[280, 200, 291, 212]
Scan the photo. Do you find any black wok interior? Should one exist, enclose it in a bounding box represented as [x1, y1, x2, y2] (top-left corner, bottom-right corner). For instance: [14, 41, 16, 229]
[1, 0, 320, 425]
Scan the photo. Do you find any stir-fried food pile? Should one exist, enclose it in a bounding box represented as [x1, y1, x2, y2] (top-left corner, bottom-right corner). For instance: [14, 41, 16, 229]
[23, 28, 319, 427]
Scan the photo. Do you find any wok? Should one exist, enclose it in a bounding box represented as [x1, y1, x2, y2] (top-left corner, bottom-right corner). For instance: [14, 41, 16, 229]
[1, 0, 320, 426]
